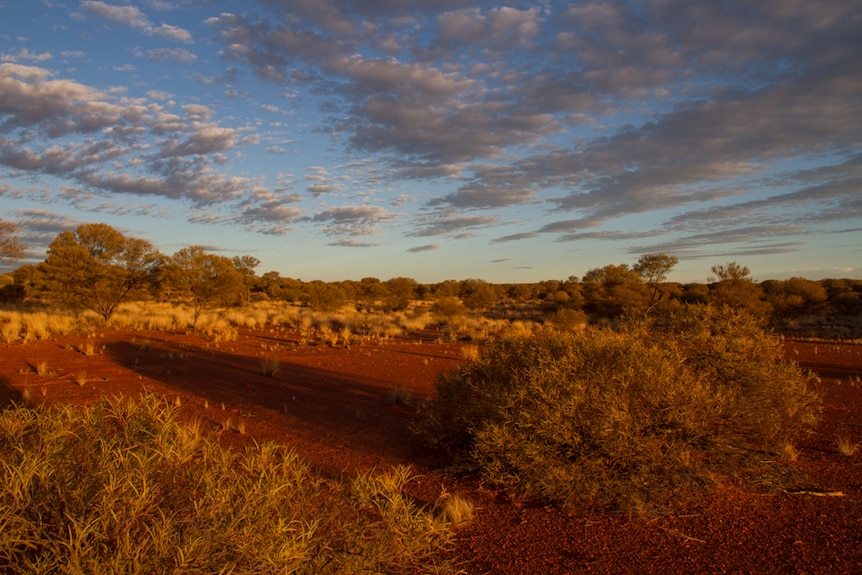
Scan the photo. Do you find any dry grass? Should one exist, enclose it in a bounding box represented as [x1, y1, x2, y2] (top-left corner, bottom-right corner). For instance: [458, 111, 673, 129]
[261, 356, 280, 377]
[0, 396, 458, 573]
[460, 344, 480, 361]
[434, 490, 475, 525]
[386, 385, 415, 406]
[781, 441, 801, 461]
[836, 436, 859, 456]
[35, 361, 53, 376]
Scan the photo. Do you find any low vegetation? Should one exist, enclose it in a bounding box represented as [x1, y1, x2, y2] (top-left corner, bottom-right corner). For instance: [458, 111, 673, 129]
[0, 395, 461, 574]
[416, 306, 822, 514]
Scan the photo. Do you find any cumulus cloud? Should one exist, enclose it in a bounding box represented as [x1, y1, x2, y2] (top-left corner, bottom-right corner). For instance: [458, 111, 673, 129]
[0, 64, 255, 207]
[1, 48, 52, 62]
[81, 0, 192, 42]
[312, 205, 394, 236]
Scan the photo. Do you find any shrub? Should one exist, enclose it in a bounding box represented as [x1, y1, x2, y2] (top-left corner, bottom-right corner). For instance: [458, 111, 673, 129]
[416, 306, 821, 514]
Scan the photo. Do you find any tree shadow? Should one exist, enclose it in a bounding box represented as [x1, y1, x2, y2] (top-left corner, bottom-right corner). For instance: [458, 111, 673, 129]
[102, 337, 444, 474]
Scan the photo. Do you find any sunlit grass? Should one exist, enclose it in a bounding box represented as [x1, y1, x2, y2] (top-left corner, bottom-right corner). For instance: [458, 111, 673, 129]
[0, 395, 461, 574]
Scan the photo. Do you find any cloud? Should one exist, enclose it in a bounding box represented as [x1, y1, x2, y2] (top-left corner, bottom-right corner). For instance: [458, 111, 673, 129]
[1, 48, 53, 63]
[0, 64, 255, 207]
[82, 1, 150, 28]
[312, 205, 394, 236]
[407, 214, 499, 238]
[134, 48, 197, 64]
[81, 0, 192, 42]
[407, 243, 438, 253]
[329, 238, 379, 248]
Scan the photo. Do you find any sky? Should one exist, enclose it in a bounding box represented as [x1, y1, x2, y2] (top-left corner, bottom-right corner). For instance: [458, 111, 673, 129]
[1, 0, 860, 284]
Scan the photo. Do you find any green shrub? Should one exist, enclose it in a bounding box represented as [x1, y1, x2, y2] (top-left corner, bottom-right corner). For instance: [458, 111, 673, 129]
[0, 395, 459, 574]
[416, 306, 821, 514]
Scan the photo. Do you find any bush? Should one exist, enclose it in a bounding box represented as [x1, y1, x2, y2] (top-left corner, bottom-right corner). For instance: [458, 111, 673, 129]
[416, 306, 821, 514]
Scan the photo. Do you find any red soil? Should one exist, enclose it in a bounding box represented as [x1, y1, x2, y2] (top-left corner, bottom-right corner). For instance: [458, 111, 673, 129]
[2, 329, 861, 574]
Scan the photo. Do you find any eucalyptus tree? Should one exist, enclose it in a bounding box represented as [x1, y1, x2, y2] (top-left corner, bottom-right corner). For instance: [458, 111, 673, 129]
[634, 253, 679, 311]
[0, 219, 24, 261]
[37, 223, 162, 322]
[167, 246, 243, 331]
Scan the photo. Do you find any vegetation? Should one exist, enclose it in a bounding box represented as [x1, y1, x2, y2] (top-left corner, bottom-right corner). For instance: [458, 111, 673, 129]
[416, 306, 822, 514]
[3, 220, 861, 339]
[0, 395, 460, 574]
[0, 219, 24, 262]
[166, 246, 243, 332]
[35, 223, 161, 322]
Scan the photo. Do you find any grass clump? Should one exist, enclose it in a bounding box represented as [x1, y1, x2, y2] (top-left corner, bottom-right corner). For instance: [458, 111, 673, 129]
[836, 436, 859, 456]
[0, 395, 459, 574]
[260, 356, 280, 377]
[417, 305, 821, 514]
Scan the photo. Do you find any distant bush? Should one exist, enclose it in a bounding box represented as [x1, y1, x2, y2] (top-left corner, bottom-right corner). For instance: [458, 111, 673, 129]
[417, 306, 821, 514]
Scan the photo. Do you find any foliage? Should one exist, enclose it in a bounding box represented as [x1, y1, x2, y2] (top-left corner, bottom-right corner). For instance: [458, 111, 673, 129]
[763, 277, 829, 319]
[0, 395, 459, 574]
[634, 253, 678, 311]
[708, 261, 771, 317]
[459, 279, 498, 311]
[302, 280, 348, 311]
[430, 296, 467, 322]
[166, 246, 243, 331]
[416, 306, 821, 514]
[547, 307, 588, 330]
[0, 219, 25, 261]
[581, 264, 649, 318]
[383, 276, 418, 311]
[232, 255, 260, 306]
[35, 223, 162, 322]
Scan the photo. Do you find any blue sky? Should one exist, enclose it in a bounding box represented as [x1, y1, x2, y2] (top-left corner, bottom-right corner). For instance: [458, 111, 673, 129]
[1, 0, 860, 283]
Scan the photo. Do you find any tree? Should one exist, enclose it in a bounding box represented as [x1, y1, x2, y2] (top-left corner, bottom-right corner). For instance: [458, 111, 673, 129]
[708, 261, 769, 317]
[710, 261, 751, 282]
[581, 264, 649, 318]
[0, 219, 25, 261]
[634, 253, 678, 311]
[460, 279, 498, 311]
[357, 277, 386, 308]
[232, 255, 260, 306]
[383, 277, 418, 311]
[303, 280, 347, 311]
[167, 246, 243, 331]
[37, 223, 161, 322]
[763, 278, 828, 319]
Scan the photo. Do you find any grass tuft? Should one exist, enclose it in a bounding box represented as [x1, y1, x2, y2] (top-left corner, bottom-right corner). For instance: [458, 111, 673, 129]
[836, 436, 859, 456]
[261, 356, 280, 377]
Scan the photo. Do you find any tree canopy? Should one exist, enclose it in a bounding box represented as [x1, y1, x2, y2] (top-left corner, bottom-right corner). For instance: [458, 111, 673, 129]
[0, 219, 24, 261]
[37, 223, 161, 321]
[167, 246, 243, 331]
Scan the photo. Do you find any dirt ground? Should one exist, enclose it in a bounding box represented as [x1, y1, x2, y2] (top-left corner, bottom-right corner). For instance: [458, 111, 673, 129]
[2, 328, 861, 574]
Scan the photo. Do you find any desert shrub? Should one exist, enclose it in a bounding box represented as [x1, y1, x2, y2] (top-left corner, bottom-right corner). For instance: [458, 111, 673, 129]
[547, 307, 589, 331]
[0, 395, 459, 574]
[416, 306, 821, 513]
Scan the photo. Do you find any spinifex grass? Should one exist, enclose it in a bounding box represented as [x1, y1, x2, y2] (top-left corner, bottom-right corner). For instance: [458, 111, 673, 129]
[0, 395, 460, 574]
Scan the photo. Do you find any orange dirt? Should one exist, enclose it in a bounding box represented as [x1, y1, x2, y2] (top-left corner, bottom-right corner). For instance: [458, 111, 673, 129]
[2, 329, 861, 574]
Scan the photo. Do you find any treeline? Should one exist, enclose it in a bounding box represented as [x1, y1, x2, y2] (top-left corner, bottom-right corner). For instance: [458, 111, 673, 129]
[1, 223, 861, 334]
